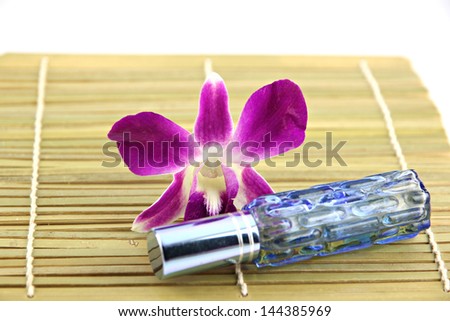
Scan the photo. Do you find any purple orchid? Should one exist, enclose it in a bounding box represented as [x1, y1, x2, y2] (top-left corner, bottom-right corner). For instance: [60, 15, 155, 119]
[108, 72, 308, 232]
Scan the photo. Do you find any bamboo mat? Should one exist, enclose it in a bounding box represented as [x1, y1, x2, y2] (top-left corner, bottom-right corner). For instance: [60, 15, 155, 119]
[0, 54, 449, 300]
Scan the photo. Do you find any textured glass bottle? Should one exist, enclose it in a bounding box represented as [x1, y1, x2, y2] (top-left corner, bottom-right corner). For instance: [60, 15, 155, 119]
[148, 169, 430, 279]
[244, 169, 430, 267]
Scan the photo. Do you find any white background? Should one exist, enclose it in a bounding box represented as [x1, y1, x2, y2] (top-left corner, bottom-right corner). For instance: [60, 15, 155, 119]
[1, 0, 449, 139]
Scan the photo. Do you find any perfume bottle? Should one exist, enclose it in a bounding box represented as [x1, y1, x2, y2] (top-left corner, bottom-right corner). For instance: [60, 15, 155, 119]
[148, 169, 430, 279]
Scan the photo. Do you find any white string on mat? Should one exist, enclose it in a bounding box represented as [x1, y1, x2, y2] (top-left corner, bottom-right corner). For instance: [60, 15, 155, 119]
[360, 59, 450, 293]
[235, 263, 248, 297]
[204, 58, 213, 78]
[25, 57, 49, 298]
[203, 58, 249, 297]
[359, 60, 408, 171]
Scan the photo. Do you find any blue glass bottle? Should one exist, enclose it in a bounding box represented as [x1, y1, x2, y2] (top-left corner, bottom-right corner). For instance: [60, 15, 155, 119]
[244, 169, 430, 267]
[148, 170, 430, 279]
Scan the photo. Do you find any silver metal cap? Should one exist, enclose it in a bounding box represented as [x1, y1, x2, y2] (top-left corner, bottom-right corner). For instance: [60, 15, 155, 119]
[147, 211, 260, 279]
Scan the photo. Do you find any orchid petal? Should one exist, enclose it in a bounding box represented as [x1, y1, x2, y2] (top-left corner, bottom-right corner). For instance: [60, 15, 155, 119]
[184, 192, 208, 221]
[221, 165, 238, 213]
[234, 166, 274, 209]
[108, 112, 194, 176]
[131, 167, 194, 232]
[194, 72, 233, 145]
[232, 80, 308, 163]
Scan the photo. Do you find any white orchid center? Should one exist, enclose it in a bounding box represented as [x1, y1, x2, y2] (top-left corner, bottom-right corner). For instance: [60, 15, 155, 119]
[197, 162, 225, 215]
